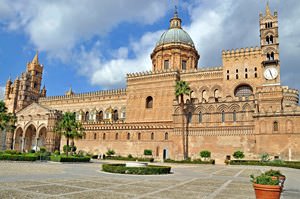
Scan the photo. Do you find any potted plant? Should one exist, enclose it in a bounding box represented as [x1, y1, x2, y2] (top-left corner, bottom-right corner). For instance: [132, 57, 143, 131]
[250, 173, 282, 199]
[264, 169, 286, 187]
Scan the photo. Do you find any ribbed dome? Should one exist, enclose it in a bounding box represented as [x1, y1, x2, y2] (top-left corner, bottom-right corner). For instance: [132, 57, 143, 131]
[156, 28, 194, 47]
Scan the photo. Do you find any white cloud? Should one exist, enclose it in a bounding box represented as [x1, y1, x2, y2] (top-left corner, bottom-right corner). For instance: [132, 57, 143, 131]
[0, 86, 5, 100]
[76, 30, 163, 88]
[0, 0, 169, 60]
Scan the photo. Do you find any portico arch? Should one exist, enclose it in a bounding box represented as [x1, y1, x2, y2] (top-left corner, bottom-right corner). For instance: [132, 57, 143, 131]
[37, 126, 47, 148]
[14, 127, 23, 151]
[24, 124, 37, 152]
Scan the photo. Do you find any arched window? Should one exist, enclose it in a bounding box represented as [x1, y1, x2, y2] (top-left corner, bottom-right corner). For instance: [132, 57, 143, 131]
[221, 111, 225, 123]
[98, 111, 103, 121]
[127, 133, 130, 140]
[270, 35, 274, 44]
[85, 112, 89, 122]
[115, 133, 119, 140]
[103, 133, 106, 140]
[233, 111, 237, 122]
[187, 112, 192, 124]
[164, 60, 169, 70]
[199, 112, 202, 123]
[273, 121, 279, 132]
[113, 110, 118, 121]
[236, 74, 239, 79]
[94, 133, 97, 140]
[182, 60, 187, 70]
[271, 52, 275, 60]
[266, 36, 270, 44]
[165, 132, 168, 140]
[202, 90, 207, 102]
[267, 53, 270, 61]
[146, 96, 153, 108]
[234, 85, 253, 97]
[138, 132, 141, 140]
[265, 23, 267, 29]
[151, 132, 154, 140]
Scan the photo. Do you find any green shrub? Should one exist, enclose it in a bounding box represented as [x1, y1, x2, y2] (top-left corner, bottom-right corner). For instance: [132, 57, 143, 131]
[264, 169, 284, 177]
[102, 164, 171, 175]
[260, 153, 270, 162]
[233, 150, 245, 159]
[128, 154, 133, 159]
[200, 150, 211, 159]
[4, 150, 17, 155]
[54, 150, 60, 155]
[39, 147, 47, 153]
[63, 145, 77, 153]
[164, 158, 215, 164]
[229, 160, 300, 169]
[106, 149, 115, 156]
[50, 155, 90, 162]
[250, 174, 279, 185]
[144, 149, 152, 156]
[0, 153, 37, 161]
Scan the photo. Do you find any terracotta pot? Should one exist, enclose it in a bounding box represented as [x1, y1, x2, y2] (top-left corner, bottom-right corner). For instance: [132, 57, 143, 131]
[253, 183, 282, 199]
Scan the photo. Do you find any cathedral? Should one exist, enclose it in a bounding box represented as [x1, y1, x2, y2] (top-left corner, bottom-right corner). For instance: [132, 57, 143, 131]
[3, 4, 300, 161]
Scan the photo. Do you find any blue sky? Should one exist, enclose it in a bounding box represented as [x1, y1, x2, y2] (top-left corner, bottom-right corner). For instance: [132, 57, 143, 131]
[1, 0, 300, 99]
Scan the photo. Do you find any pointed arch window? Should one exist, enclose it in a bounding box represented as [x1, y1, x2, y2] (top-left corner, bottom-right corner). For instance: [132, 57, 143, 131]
[273, 121, 279, 132]
[115, 133, 119, 140]
[221, 111, 225, 123]
[164, 132, 169, 140]
[199, 112, 202, 123]
[151, 132, 154, 140]
[187, 112, 192, 124]
[146, 96, 153, 109]
[94, 133, 97, 140]
[270, 35, 274, 44]
[103, 133, 106, 140]
[164, 60, 169, 70]
[127, 133, 130, 140]
[138, 132, 141, 140]
[233, 111, 237, 122]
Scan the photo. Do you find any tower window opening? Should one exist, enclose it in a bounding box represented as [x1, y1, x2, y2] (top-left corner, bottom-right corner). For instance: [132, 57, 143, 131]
[227, 75, 229, 80]
[164, 60, 169, 70]
[103, 133, 106, 140]
[236, 74, 239, 79]
[254, 67, 257, 71]
[236, 69, 238, 73]
[266, 36, 270, 44]
[265, 23, 267, 29]
[115, 133, 118, 140]
[267, 53, 270, 61]
[138, 132, 141, 140]
[270, 35, 274, 44]
[151, 132, 154, 140]
[233, 111, 237, 122]
[227, 70, 229, 73]
[182, 60, 187, 70]
[255, 73, 258, 78]
[94, 133, 97, 140]
[271, 52, 275, 60]
[165, 132, 168, 140]
[245, 68, 248, 72]
[245, 74, 248, 79]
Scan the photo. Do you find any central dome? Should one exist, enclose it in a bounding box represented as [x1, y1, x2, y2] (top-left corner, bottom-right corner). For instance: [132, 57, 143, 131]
[156, 28, 195, 47]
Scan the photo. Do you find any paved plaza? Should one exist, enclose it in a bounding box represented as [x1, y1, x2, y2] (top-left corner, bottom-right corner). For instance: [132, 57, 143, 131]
[0, 161, 299, 199]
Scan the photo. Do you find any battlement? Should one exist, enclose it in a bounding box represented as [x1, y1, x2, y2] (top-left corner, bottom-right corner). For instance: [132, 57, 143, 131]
[222, 46, 261, 58]
[39, 88, 126, 102]
[127, 66, 223, 79]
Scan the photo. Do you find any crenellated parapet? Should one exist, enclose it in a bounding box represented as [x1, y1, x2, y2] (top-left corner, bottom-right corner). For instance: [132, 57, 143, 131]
[222, 46, 261, 58]
[39, 88, 127, 102]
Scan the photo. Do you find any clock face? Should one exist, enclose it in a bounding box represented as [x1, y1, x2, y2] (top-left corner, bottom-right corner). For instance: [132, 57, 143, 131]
[264, 67, 278, 80]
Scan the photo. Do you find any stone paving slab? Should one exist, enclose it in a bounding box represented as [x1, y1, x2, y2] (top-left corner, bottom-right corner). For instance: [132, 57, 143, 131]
[0, 162, 299, 199]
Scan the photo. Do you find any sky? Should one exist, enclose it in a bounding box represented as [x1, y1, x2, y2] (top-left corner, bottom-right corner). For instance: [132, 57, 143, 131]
[0, 0, 300, 100]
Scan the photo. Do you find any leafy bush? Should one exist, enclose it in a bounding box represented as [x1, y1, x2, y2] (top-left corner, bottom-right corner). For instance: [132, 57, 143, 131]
[54, 150, 60, 155]
[63, 145, 77, 153]
[104, 155, 154, 162]
[261, 153, 270, 162]
[102, 164, 171, 175]
[144, 149, 152, 156]
[128, 154, 133, 159]
[250, 174, 279, 185]
[0, 154, 37, 161]
[264, 169, 284, 177]
[233, 150, 245, 159]
[4, 150, 17, 155]
[164, 158, 215, 164]
[39, 147, 47, 153]
[200, 150, 211, 159]
[50, 155, 90, 162]
[229, 160, 300, 169]
[106, 149, 115, 156]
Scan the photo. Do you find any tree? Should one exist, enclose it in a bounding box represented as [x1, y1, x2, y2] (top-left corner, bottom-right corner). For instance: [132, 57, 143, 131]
[233, 150, 245, 159]
[55, 112, 84, 156]
[175, 80, 191, 160]
[200, 150, 211, 160]
[0, 101, 16, 150]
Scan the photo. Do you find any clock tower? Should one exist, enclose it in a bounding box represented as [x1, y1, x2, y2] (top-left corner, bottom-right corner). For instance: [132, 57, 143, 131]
[260, 2, 280, 85]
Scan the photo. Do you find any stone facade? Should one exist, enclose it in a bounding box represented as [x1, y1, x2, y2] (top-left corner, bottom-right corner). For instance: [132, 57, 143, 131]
[3, 4, 300, 161]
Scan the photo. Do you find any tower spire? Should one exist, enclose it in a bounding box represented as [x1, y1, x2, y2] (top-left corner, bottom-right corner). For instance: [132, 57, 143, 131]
[32, 51, 39, 65]
[266, 0, 271, 16]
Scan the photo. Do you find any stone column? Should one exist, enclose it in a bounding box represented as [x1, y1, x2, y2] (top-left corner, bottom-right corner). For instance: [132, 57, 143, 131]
[35, 137, 39, 151]
[21, 137, 25, 152]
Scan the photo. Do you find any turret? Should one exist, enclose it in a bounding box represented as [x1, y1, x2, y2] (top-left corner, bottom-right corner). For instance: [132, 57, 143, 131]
[40, 85, 47, 97]
[5, 77, 12, 100]
[26, 51, 43, 94]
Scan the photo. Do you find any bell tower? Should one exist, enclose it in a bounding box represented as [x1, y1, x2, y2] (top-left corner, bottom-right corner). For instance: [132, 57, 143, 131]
[260, 2, 280, 85]
[26, 51, 43, 94]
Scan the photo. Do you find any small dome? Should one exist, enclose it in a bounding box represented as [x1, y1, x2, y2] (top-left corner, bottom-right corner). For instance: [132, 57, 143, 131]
[156, 28, 194, 47]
